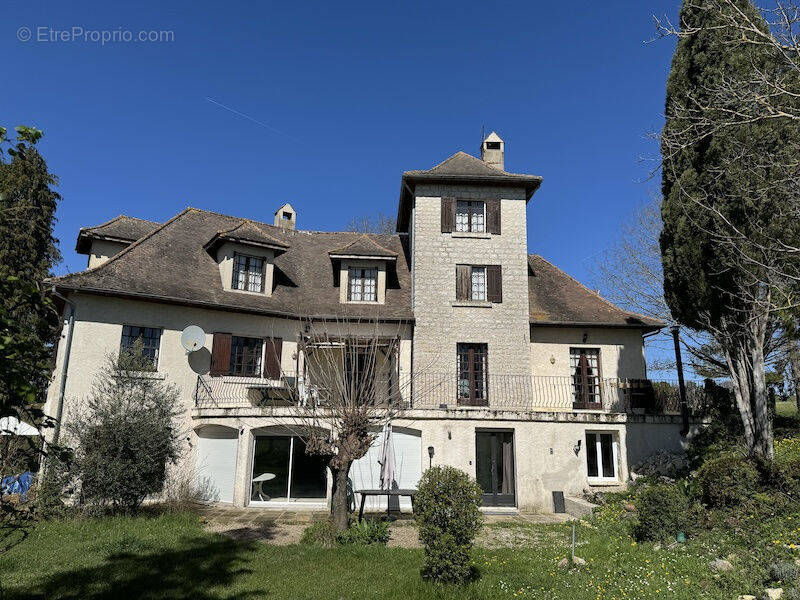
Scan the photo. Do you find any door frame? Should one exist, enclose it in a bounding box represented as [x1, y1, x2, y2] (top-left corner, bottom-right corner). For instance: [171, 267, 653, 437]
[475, 429, 516, 507]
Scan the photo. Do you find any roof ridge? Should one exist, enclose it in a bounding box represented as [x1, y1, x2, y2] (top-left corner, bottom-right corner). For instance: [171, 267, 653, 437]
[528, 254, 662, 325]
[56, 209, 193, 280]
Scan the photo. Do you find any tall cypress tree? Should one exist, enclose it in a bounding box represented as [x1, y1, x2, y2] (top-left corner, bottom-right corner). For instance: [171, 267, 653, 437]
[0, 127, 61, 422]
[660, 1, 796, 460]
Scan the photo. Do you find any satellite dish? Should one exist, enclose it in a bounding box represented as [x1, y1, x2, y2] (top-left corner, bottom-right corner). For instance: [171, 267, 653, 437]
[181, 325, 206, 352]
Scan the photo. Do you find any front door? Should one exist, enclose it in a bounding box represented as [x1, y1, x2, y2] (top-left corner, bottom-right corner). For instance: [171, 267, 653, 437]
[475, 431, 515, 506]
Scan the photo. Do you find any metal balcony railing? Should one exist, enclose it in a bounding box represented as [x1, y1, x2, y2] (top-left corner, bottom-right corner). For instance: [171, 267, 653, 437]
[193, 372, 713, 416]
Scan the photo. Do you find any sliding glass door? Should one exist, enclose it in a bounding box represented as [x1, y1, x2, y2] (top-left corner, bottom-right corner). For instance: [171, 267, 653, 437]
[250, 435, 327, 503]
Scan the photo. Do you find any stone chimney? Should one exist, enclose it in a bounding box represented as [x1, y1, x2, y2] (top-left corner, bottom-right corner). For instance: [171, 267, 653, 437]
[274, 203, 296, 230]
[480, 131, 505, 171]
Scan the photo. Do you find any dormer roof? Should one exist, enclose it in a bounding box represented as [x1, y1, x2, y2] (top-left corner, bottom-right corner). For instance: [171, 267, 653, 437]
[328, 235, 398, 260]
[204, 220, 290, 255]
[75, 215, 160, 254]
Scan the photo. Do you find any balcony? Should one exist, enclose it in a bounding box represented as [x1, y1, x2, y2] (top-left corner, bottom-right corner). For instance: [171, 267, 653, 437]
[193, 372, 712, 416]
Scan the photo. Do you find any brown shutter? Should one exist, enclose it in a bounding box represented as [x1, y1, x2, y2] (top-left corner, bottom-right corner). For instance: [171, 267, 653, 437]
[486, 199, 501, 234]
[263, 337, 283, 379]
[441, 197, 456, 233]
[210, 332, 232, 376]
[487, 265, 503, 303]
[456, 265, 471, 300]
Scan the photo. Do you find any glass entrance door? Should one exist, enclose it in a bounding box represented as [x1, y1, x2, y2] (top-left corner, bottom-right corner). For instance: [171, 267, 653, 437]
[251, 435, 327, 502]
[475, 431, 515, 506]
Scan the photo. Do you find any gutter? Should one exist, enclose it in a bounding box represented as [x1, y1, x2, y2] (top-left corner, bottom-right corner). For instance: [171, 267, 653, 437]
[49, 288, 76, 447]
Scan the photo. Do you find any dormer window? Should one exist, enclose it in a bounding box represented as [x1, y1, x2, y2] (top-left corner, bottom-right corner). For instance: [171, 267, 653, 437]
[348, 267, 378, 302]
[232, 253, 265, 292]
[282, 211, 292, 221]
[455, 200, 485, 233]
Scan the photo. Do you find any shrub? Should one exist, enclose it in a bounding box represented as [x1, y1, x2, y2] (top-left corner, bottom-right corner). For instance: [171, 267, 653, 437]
[633, 483, 691, 541]
[336, 519, 390, 546]
[770, 561, 799, 584]
[696, 455, 759, 508]
[66, 344, 184, 512]
[414, 466, 483, 584]
[300, 520, 338, 547]
[784, 588, 800, 600]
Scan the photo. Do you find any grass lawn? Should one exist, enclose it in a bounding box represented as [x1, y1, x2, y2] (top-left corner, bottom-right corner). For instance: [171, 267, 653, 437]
[2, 507, 798, 600]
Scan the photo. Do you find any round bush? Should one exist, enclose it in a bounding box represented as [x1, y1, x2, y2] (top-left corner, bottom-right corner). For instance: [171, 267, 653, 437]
[414, 466, 483, 584]
[696, 455, 759, 508]
[633, 483, 691, 542]
[770, 561, 799, 584]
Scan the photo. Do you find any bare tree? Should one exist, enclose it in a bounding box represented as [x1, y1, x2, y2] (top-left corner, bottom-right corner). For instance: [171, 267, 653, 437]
[346, 213, 396, 234]
[266, 317, 432, 531]
[590, 198, 792, 377]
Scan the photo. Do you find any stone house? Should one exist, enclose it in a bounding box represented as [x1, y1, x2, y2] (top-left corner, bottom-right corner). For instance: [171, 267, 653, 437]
[44, 132, 693, 513]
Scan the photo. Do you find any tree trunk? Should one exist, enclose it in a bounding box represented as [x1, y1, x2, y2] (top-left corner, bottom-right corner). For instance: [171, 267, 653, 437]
[329, 461, 352, 532]
[790, 342, 800, 413]
[723, 315, 774, 461]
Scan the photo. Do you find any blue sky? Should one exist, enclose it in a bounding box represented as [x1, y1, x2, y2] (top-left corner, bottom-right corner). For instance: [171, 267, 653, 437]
[5, 0, 679, 278]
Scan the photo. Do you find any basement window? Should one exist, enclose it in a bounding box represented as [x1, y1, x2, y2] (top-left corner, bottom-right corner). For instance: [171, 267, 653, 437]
[585, 432, 619, 482]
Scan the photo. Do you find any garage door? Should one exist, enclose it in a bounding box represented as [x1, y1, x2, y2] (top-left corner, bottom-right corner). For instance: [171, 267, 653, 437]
[350, 427, 421, 511]
[195, 426, 238, 504]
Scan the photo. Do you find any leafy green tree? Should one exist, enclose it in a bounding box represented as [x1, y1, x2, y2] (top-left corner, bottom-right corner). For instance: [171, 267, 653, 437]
[660, 1, 800, 460]
[0, 126, 61, 423]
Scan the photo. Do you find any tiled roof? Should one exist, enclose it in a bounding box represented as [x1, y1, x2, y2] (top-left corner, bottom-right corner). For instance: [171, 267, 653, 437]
[54, 208, 412, 321]
[527, 255, 663, 330]
[53, 208, 662, 329]
[204, 220, 290, 253]
[75, 215, 160, 253]
[328, 235, 398, 259]
[397, 151, 542, 231]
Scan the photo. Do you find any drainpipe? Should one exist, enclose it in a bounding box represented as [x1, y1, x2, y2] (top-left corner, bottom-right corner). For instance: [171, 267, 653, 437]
[670, 325, 689, 436]
[49, 288, 76, 447]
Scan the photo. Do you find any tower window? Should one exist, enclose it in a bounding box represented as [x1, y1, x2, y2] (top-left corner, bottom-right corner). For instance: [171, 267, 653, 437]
[485, 141, 501, 150]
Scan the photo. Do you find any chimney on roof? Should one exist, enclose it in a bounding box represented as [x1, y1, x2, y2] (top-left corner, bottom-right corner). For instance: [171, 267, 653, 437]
[274, 203, 296, 230]
[480, 131, 505, 171]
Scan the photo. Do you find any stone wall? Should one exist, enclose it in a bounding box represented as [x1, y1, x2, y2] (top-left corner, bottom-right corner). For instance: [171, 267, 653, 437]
[410, 183, 531, 378]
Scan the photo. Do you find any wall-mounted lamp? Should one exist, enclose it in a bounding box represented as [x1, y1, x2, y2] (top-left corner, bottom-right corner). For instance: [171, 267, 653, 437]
[427, 445, 435, 468]
[447, 430, 452, 440]
[582, 332, 588, 343]
[549, 355, 556, 365]
[573, 439, 582, 456]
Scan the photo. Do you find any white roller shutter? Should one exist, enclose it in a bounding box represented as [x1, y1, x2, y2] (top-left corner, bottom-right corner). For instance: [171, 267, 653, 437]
[195, 426, 238, 504]
[350, 427, 421, 512]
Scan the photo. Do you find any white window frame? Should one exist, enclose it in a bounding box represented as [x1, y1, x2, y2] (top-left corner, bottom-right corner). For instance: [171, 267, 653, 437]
[347, 267, 378, 303]
[455, 200, 486, 233]
[470, 266, 487, 301]
[585, 431, 619, 484]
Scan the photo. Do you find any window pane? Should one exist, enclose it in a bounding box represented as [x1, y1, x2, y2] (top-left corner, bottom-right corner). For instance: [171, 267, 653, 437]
[251, 436, 291, 500]
[585, 433, 598, 477]
[363, 268, 377, 302]
[230, 336, 262, 376]
[289, 437, 327, 498]
[120, 325, 162, 368]
[247, 256, 264, 292]
[571, 348, 601, 404]
[455, 201, 470, 232]
[470, 202, 485, 232]
[600, 434, 615, 478]
[471, 267, 486, 301]
[348, 267, 377, 302]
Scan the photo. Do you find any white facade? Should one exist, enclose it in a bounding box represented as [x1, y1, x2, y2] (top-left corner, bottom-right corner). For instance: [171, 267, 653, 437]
[45, 133, 694, 514]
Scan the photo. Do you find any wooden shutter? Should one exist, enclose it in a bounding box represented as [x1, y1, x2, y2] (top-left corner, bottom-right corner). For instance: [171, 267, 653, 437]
[441, 197, 456, 233]
[486, 199, 501, 234]
[487, 265, 503, 303]
[455, 265, 471, 300]
[210, 332, 232, 376]
[263, 337, 283, 379]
